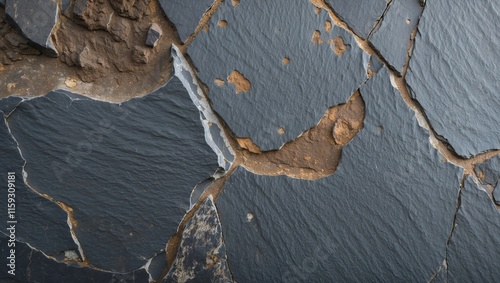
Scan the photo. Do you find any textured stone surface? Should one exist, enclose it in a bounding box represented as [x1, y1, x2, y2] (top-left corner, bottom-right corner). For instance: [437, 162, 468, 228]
[165, 196, 233, 283]
[0, 235, 149, 283]
[369, 0, 423, 74]
[407, 0, 500, 156]
[475, 156, 500, 187]
[159, 0, 213, 42]
[0, 100, 78, 257]
[189, 0, 365, 151]
[217, 69, 461, 281]
[325, 0, 387, 39]
[5, 76, 219, 271]
[5, 0, 59, 56]
[447, 177, 500, 282]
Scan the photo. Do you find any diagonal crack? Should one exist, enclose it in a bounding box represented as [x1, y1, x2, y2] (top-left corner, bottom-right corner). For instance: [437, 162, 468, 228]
[367, 0, 395, 39]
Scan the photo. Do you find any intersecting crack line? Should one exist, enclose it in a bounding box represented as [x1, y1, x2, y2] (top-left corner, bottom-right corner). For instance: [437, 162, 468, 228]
[367, 0, 395, 39]
[179, 0, 224, 47]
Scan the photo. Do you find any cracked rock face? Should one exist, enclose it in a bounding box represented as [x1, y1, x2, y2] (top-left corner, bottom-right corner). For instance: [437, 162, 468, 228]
[4, 76, 219, 272]
[406, 0, 500, 156]
[188, 0, 365, 151]
[159, 0, 214, 42]
[324, 0, 387, 39]
[216, 69, 462, 282]
[447, 177, 500, 282]
[369, 0, 423, 74]
[5, 0, 59, 56]
[165, 196, 233, 283]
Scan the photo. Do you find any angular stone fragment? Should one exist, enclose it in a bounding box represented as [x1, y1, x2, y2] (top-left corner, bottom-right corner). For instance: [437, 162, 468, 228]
[0, 101, 78, 257]
[5, 0, 59, 56]
[324, 0, 387, 39]
[165, 196, 233, 283]
[189, 1, 365, 150]
[159, 0, 214, 42]
[447, 177, 500, 282]
[146, 22, 162, 47]
[216, 69, 461, 281]
[73, 0, 113, 30]
[6, 76, 219, 271]
[407, 0, 500, 156]
[369, 0, 423, 74]
[0, 235, 149, 283]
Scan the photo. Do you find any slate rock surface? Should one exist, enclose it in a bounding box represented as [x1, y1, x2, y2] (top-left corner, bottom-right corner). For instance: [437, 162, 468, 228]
[5, 0, 59, 56]
[406, 0, 500, 156]
[5, 76, 219, 272]
[0, 0, 5, 8]
[189, 0, 365, 151]
[165, 196, 233, 283]
[447, 177, 500, 282]
[324, 0, 387, 39]
[0, 235, 149, 283]
[0, 99, 78, 257]
[159, 0, 213, 42]
[369, 0, 423, 74]
[216, 69, 461, 282]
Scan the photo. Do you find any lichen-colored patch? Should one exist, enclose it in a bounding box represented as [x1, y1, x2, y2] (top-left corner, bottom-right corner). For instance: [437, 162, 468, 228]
[331, 36, 347, 56]
[232, 0, 240, 7]
[214, 78, 225, 87]
[282, 57, 290, 65]
[324, 20, 332, 33]
[218, 20, 228, 28]
[237, 138, 261, 154]
[227, 70, 251, 93]
[311, 30, 324, 44]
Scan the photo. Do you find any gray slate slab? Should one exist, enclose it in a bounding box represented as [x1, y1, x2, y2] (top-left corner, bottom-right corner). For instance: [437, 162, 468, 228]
[216, 69, 461, 282]
[0, 235, 149, 283]
[5, 0, 59, 56]
[369, 0, 423, 74]
[188, 1, 365, 151]
[0, 103, 77, 257]
[159, 0, 213, 42]
[406, 0, 500, 156]
[475, 156, 500, 187]
[0, 0, 5, 8]
[165, 196, 233, 283]
[447, 177, 500, 282]
[324, 0, 387, 39]
[6, 76, 219, 272]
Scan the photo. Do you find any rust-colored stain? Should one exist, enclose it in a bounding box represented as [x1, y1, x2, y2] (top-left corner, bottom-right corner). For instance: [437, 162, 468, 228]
[227, 70, 251, 93]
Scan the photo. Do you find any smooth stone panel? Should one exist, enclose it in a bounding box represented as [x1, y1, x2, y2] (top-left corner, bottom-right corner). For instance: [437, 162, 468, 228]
[6, 76, 219, 272]
[217, 69, 461, 282]
[447, 177, 500, 282]
[407, 0, 500, 156]
[189, 1, 365, 150]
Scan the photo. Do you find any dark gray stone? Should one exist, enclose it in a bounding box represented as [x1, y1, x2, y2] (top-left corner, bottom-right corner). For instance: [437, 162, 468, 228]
[0, 235, 149, 283]
[61, 0, 71, 13]
[147, 251, 168, 282]
[0, 0, 5, 8]
[6, 76, 219, 272]
[146, 22, 162, 47]
[369, 0, 423, 74]
[0, 105, 77, 257]
[159, 0, 213, 42]
[406, 0, 500, 156]
[217, 69, 461, 282]
[447, 177, 500, 282]
[325, 0, 387, 39]
[5, 0, 59, 57]
[165, 196, 233, 283]
[188, 1, 365, 151]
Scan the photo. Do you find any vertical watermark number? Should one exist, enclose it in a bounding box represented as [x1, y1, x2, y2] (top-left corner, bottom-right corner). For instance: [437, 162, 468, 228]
[6, 172, 16, 276]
